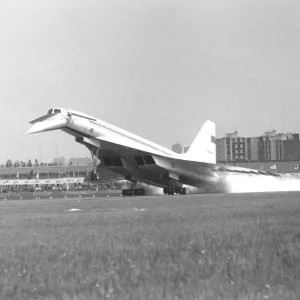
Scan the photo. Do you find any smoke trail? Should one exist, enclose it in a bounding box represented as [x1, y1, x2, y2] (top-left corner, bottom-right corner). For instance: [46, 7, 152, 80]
[224, 173, 300, 193]
[116, 180, 163, 196]
[136, 182, 164, 196]
[118, 173, 300, 196]
[184, 185, 207, 194]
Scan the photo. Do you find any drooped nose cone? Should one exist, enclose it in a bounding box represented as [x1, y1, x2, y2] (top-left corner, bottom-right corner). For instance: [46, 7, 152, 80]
[27, 114, 68, 134]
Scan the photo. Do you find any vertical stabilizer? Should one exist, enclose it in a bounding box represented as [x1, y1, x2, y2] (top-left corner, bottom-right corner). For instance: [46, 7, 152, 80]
[182, 120, 216, 164]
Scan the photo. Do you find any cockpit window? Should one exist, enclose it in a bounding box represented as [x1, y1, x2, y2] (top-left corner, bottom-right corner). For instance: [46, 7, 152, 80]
[47, 109, 61, 115]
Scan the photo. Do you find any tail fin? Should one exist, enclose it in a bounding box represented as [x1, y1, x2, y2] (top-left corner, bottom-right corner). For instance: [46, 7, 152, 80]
[181, 120, 216, 163]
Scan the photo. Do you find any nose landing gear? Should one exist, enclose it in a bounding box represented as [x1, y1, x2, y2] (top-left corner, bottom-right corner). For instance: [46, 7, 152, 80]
[90, 172, 100, 181]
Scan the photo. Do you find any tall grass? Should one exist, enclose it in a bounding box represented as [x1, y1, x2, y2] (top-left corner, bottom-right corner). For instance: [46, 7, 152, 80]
[0, 193, 299, 299]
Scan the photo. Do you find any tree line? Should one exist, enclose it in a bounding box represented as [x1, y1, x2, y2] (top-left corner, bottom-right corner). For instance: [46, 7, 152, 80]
[0, 159, 68, 168]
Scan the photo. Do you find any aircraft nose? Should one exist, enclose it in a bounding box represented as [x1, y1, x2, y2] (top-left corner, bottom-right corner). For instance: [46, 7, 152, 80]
[27, 114, 67, 134]
[27, 126, 40, 134]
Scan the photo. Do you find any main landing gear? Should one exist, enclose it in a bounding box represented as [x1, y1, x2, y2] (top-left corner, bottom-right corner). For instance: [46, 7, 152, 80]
[163, 186, 187, 195]
[122, 188, 145, 197]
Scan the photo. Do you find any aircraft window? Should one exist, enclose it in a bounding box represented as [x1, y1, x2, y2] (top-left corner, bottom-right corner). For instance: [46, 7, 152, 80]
[54, 109, 61, 113]
[143, 155, 155, 165]
[134, 156, 145, 166]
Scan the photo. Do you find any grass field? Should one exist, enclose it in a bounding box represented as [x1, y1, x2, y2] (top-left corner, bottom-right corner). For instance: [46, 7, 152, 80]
[0, 192, 300, 299]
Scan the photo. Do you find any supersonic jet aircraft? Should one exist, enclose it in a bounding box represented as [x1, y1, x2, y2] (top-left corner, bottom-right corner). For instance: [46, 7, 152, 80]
[27, 108, 282, 196]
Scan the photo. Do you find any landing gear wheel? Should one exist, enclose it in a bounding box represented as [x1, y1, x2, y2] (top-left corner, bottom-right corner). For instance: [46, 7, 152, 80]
[134, 188, 145, 196]
[167, 189, 174, 195]
[175, 187, 182, 194]
[163, 186, 186, 195]
[122, 188, 145, 197]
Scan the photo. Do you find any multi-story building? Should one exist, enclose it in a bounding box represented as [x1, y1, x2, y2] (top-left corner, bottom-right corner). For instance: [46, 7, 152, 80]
[258, 131, 299, 161]
[216, 138, 226, 161]
[226, 135, 247, 162]
[250, 137, 259, 160]
[172, 143, 190, 154]
[172, 143, 184, 154]
[219, 130, 300, 162]
[174, 130, 300, 163]
[217, 131, 258, 162]
[283, 139, 300, 161]
[183, 145, 190, 153]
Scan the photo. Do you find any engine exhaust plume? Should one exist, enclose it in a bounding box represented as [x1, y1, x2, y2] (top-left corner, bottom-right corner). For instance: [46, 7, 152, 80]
[136, 183, 164, 196]
[224, 173, 300, 193]
[183, 185, 206, 194]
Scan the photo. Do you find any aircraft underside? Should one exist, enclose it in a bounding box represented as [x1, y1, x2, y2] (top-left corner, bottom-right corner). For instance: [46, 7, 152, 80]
[82, 141, 219, 196]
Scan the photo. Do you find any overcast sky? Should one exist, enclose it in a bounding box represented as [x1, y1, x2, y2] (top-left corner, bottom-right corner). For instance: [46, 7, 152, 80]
[1, 0, 300, 163]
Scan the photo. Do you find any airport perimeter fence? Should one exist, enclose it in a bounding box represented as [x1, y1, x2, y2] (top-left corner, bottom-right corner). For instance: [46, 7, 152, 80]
[0, 189, 122, 200]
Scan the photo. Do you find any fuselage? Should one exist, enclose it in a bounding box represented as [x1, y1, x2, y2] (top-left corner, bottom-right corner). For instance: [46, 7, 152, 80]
[28, 108, 199, 189]
[27, 108, 282, 193]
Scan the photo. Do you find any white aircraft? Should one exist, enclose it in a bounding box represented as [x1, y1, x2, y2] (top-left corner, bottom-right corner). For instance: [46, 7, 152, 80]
[27, 108, 281, 196]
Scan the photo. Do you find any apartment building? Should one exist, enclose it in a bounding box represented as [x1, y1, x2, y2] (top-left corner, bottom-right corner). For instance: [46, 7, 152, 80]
[174, 130, 300, 162]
